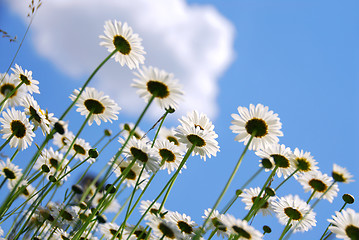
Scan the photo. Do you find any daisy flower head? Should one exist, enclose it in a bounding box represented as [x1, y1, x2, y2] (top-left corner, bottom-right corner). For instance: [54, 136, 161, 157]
[221, 214, 263, 240]
[124, 225, 153, 240]
[98, 222, 121, 239]
[202, 208, 230, 238]
[119, 122, 148, 142]
[332, 163, 354, 183]
[175, 111, 220, 161]
[154, 139, 184, 174]
[99, 20, 145, 69]
[240, 187, 275, 216]
[139, 200, 169, 221]
[0, 73, 27, 108]
[230, 103, 283, 151]
[0, 158, 23, 187]
[0, 108, 35, 150]
[122, 136, 160, 173]
[147, 217, 182, 240]
[167, 211, 197, 237]
[70, 87, 120, 126]
[11, 64, 40, 94]
[132, 66, 184, 110]
[328, 208, 359, 240]
[110, 158, 149, 190]
[158, 126, 184, 149]
[21, 94, 50, 135]
[272, 194, 316, 232]
[255, 143, 295, 178]
[53, 129, 74, 150]
[298, 170, 339, 203]
[64, 136, 95, 163]
[292, 148, 319, 176]
[35, 147, 70, 182]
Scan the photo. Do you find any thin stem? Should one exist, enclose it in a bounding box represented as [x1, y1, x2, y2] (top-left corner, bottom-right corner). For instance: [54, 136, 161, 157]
[197, 134, 255, 238]
[275, 168, 299, 191]
[278, 218, 292, 240]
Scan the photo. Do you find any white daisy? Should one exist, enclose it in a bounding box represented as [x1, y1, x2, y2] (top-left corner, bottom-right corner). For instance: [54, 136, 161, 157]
[122, 136, 160, 173]
[240, 187, 275, 216]
[175, 111, 220, 161]
[119, 122, 149, 142]
[98, 222, 121, 239]
[292, 148, 319, 176]
[35, 147, 71, 182]
[124, 225, 153, 240]
[147, 217, 182, 240]
[221, 214, 263, 239]
[202, 208, 230, 238]
[0, 108, 35, 150]
[49, 228, 69, 240]
[0, 72, 27, 108]
[110, 158, 149, 190]
[132, 66, 183, 110]
[139, 200, 169, 221]
[21, 94, 50, 135]
[328, 208, 359, 240]
[158, 126, 184, 150]
[154, 140, 184, 174]
[297, 170, 339, 203]
[168, 211, 197, 237]
[99, 20, 145, 69]
[64, 136, 95, 163]
[272, 194, 316, 232]
[70, 87, 121, 126]
[11, 64, 40, 94]
[8, 180, 36, 203]
[230, 103, 283, 151]
[255, 143, 295, 178]
[53, 130, 74, 151]
[332, 163, 354, 183]
[0, 158, 23, 187]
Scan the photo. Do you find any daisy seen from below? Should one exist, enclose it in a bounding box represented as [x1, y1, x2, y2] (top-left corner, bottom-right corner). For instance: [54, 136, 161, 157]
[139, 200, 169, 221]
[34, 147, 70, 183]
[21, 94, 50, 135]
[64, 136, 95, 163]
[0, 158, 23, 187]
[240, 187, 275, 216]
[332, 163, 354, 183]
[175, 111, 220, 161]
[119, 122, 149, 142]
[154, 139, 184, 174]
[328, 208, 359, 240]
[0, 108, 35, 150]
[221, 214, 263, 240]
[110, 158, 149, 190]
[132, 66, 184, 110]
[0, 73, 27, 108]
[98, 222, 121, 239]
[70, 87, 121, 126]
[272, 194, 316, 233]
[99, 20, 145, 69]
[167, 211, 197, 238]
[297, 170, 339, 203]
[158, 126, 184, 150]
[292, 148, 319, 177]
[202, 208, 230, 238]
[121, 136, 160, 173]
[255, 143, 295, 178]
[230, 103, 283, 151]
[147, 217, 182, 240]
[124, 225, 153, 240]
[11, 63, 40, 94]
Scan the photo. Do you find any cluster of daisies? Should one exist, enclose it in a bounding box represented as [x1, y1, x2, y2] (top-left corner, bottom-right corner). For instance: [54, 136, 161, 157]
[0, 18, 357, 240]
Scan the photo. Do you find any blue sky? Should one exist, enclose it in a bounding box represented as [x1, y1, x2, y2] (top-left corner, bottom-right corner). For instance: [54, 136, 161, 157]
[1, 0, 359, 239]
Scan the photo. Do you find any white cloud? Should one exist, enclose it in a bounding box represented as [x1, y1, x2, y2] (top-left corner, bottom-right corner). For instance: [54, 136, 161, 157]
[7, 0, 234, 119]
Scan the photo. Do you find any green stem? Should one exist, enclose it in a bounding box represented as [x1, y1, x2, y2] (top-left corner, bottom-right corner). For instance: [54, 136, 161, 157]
[278, 218, 292, 240]
[197, 135, 255, 238]
[275, 168, 299, 191]
[125, 144, 196, 240]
